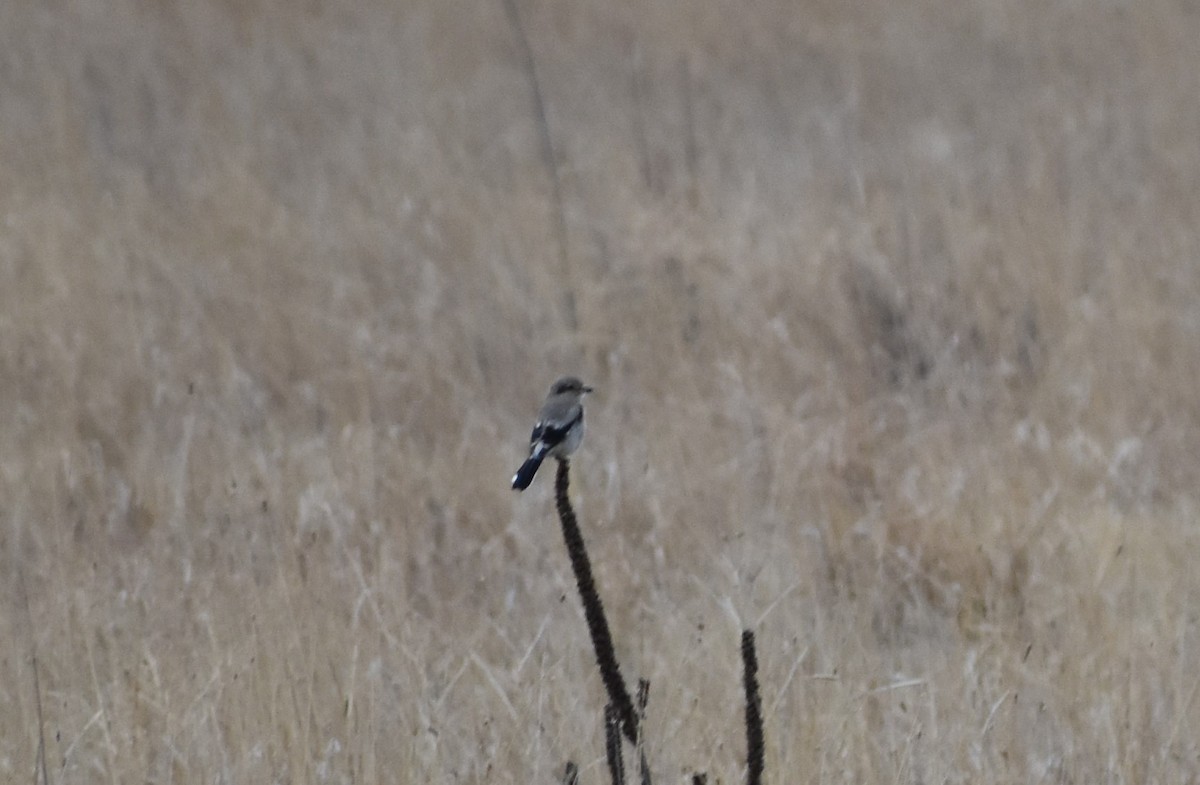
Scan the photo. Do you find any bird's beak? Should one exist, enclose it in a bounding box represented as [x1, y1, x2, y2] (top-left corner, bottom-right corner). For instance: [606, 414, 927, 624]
[583, 386, 594, 394]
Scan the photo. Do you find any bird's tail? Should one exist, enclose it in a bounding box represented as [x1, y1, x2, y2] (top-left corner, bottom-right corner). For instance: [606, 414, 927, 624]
[511, 454, 545, 491]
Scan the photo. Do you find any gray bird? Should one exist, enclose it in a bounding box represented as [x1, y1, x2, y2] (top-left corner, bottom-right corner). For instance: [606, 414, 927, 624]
[512, 376, 593, 490]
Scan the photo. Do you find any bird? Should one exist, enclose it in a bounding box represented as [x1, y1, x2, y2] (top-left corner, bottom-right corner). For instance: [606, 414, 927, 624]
[512, 376, 593, 491]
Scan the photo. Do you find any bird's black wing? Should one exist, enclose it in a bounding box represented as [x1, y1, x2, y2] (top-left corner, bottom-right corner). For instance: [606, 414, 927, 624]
[530, 410, 582, 448]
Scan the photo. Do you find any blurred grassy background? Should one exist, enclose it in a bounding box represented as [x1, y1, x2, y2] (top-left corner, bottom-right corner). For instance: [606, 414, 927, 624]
[2, 0, 1199, 782]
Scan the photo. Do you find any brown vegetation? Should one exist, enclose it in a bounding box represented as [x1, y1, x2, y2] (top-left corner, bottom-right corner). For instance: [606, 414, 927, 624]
[2, 0, 1199, 782]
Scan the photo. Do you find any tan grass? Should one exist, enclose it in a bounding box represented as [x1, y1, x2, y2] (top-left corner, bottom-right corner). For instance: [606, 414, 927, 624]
[2, 0, 1199, 782]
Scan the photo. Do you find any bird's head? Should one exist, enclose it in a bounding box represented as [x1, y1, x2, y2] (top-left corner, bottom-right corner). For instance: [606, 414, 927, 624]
[550, 376, 593, 396]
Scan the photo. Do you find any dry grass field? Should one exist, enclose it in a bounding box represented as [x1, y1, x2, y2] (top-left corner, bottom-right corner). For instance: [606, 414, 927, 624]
[2, 0, 1199, 782]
